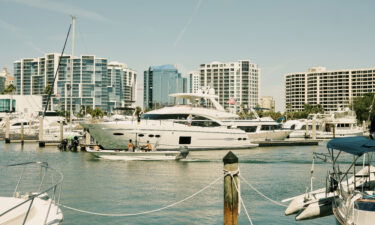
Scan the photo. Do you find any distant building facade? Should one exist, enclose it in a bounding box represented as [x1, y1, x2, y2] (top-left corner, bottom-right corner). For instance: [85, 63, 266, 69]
[14, 53, 136, 113]
[107, 62, 137, 112]
[0, 95, 42, 117]
[0, 67, 13, 93]
[285, 67, 375, 112]
[189, 71, 200, 93]
[259, 96, 275, 111]
[144, 65, 187, 109]
[199, 60, 259, 111]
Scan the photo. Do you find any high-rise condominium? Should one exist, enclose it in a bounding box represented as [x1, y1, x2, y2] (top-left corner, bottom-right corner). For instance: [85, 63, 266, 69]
[189, 71, 200, 93]
[199, 60, 259, 111]
[14, 53, 136, 113]
[285, 67, 375, 112]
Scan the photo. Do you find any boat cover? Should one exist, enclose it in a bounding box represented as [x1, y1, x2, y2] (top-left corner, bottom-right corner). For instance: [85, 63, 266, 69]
[327, 136, 375, 156]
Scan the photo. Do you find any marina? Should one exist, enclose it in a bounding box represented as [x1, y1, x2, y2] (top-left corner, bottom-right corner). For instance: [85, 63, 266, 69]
[1, 141, 336, 224]
[0, 1, 374, 224]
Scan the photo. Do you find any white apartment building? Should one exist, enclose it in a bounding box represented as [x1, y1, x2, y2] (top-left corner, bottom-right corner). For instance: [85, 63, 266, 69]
[199, 60, 259, 111]
[259, 96, 275, 111]
[107, 62, 137, 112]
[285, 67, 375, 112]
[189, 71, 200, 93]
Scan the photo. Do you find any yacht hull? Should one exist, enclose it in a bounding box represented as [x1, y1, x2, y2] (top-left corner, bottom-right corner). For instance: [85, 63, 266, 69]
[247, 130, 292, 141]
[83, 122, 258, 151]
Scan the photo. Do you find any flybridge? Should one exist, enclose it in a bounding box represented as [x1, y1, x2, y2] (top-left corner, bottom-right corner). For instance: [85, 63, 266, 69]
[169, 92, 225, 111]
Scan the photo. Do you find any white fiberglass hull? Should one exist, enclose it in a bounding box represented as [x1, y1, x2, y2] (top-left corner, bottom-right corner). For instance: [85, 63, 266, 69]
[0, 196, 63, 225]
[84, 120, 258, 151]
[87, 148, 183, 161]
[247, 130, 292, 141]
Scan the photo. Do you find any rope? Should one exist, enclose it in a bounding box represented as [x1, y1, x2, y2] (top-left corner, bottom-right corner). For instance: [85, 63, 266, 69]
[239, 174, 287, 207]
[59, 175, 222, 217]
[224, 169, 254, 225]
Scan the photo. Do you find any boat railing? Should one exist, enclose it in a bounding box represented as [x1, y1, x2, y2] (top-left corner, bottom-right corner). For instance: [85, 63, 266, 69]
[0, 161, 63, 225]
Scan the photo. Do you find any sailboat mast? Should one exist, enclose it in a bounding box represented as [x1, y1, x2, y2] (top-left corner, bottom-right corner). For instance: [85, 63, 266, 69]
[70, 15, 76, 125]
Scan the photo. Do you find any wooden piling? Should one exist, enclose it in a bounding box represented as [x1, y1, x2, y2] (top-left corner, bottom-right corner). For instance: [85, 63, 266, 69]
[5, 116, 10, 143]
[305, 120, 309, 138]
[59, 119, 64, 142]
[20, 121, 24, 145]
[312, 119, 316, 140]
[85, 130, 91, 145]
[39, 117, 45, 147]
[223, 151, 239, 225]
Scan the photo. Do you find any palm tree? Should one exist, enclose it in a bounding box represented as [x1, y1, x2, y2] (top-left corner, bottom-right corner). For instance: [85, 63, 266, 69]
[90, 108, 104, 118]
[44, 84, 53, 95]
[3, 84, 16, 94]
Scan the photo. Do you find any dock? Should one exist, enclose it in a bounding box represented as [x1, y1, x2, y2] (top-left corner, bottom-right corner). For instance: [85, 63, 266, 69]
[254, 139, 320, 147]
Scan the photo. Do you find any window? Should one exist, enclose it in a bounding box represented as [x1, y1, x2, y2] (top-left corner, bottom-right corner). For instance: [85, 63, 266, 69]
[238, 126, 257, 133]
[179, 136, 191, 144]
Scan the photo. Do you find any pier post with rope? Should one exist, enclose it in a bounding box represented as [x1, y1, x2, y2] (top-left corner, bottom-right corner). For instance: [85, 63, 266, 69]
[223, 151, 239, 225]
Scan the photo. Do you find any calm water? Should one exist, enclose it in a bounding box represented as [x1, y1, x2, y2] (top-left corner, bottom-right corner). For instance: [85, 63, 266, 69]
[0, 141, 337, 224]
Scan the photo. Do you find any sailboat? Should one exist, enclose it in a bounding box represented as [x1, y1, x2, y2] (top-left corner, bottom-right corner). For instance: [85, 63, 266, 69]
[284, 136, 375, 224]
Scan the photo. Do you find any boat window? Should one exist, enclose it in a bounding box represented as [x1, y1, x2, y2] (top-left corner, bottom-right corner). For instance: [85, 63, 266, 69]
[179, 136, 191, 144]
[142, 114, 190, 120]
[237, 126, 257, 133]
[113, 133, 124, 136]
[261, 125, 281, 131]
[301, 125, 306, 130]
[155, 135, 161, 138]
[149, 134, 154, 137]
[237, 138, 241, 141]
[138, 134, 144, 137]
[290, 124, 296, 130]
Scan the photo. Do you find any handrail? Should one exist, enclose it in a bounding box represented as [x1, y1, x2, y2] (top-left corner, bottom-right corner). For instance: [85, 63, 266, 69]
[0, 161, 64, 225]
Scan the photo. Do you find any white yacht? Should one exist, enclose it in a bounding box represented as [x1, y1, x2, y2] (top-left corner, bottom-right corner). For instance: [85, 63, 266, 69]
[144, 93, 291, 141]
[284, 110, 363, 139]
[83, 92, 290, 150]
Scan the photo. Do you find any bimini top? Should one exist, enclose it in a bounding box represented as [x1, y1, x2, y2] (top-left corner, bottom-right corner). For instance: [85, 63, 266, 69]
[327, 136, 375, 156]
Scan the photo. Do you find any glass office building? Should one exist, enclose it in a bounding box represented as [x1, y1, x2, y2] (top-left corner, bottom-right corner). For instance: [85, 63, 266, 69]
[144, 65, 187, 109]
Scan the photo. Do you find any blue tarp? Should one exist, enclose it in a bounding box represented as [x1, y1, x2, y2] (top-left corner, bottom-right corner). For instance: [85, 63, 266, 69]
[327, 136, 375, 156]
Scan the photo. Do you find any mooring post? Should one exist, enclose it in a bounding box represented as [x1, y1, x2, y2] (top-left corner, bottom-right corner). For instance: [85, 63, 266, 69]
[59, 119, 64, 142]
[39, 116, 45, 147]
[223, 151, 239, 225]
[305, 120, 309, 138]
[312, 119, 316, 140]
[86, 130, 91, 144]
[5, 115, 10, 143]
[20, 121, 24, 145]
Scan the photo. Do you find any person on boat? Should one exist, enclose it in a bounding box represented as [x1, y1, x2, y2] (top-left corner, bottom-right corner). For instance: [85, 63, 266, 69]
[187, 114, 193, 126]
[127, 139, 134, 152]
[142, 141, 153, 152]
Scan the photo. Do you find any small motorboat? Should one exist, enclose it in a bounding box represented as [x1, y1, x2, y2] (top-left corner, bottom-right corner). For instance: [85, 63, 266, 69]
[87, 146, 189, 161]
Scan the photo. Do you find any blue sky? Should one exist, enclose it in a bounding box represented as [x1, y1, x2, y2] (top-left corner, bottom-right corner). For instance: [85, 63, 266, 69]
[1, 0, 375, 111]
